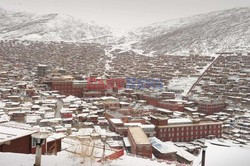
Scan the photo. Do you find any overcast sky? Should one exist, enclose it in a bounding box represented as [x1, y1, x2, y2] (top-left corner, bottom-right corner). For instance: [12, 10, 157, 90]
[0, 0, 249, 29]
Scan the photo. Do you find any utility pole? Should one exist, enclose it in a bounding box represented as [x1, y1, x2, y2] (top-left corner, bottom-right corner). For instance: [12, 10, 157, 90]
[101, 134, 107, 164]
[32, 132, 50, 166]
[201, 146, 207, 166]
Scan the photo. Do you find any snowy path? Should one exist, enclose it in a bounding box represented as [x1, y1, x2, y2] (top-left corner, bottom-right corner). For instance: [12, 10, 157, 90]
[187, 53, 222, 94]
[104, 48, 114, 72]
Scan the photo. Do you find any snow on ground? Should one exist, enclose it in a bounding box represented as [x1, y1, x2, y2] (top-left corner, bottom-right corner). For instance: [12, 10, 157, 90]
[0, 151, 81, 166]
[0, 151, 178, 166]
[110, 153, 176, 166]
[168, 53, 219, 96]
[109, 40, 157, 57]
[193, 139, 250, 166]
[0, 136, 178, 166]
[104, 49, 114, 71]
[167, 76, 198, 95]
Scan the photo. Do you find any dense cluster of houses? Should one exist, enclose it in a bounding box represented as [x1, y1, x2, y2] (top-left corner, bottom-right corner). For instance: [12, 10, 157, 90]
[0, 39, 249, 165]
[108, 52, 215, 87]
[191, 52, 250, 142]
[0, 67, 223, 165]
[0, 40, 107, 78]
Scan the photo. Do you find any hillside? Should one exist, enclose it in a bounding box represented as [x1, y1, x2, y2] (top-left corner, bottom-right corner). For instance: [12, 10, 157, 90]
[0, 7, 249, 55]
[127, 7, 250, 55]
[0, 7, 112, 43]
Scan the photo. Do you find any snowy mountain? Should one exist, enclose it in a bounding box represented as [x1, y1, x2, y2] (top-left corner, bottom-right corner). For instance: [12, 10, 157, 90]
[0, 7, 249, 55]
[0, 7, 113, 43]
[127, 7, 250, 55]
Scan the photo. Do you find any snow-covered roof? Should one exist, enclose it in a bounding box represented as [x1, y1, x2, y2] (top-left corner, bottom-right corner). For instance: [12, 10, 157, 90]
[124, 123, 141, 127]
[60, 108, 73, 113]
[107, 140, 123, 148]
[100, 96, 118, 100]
[140, 124, 155, 129]
[76, 128, 105, 137]
[62, 95, 80, 103]
[168, 118, 193, 125]
[40, 118, 62, 123]
[150, 137, 195, 162]
[0, 122, 37, 144]
[184, 107, 197, 112]
[0, 102, 6, 109]
[25, 114, 41, 123]
[47, 133, 66, 142]
[156, 107, 173, 113]
[110, 118, 123, 124]
[128, 127, 150, 145]
[76, 113, 88, 118]
[0, 114, 10, 123]
[119, 101, 130, 105]
[123, 137, 131, 147]
[150, 137, 176, 154]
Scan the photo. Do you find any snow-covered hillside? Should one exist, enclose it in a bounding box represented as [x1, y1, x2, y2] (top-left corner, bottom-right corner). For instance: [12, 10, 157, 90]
[0, 7, 249, 55]
[127, 7, 250, 55]
[0, 7, 113, 43]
